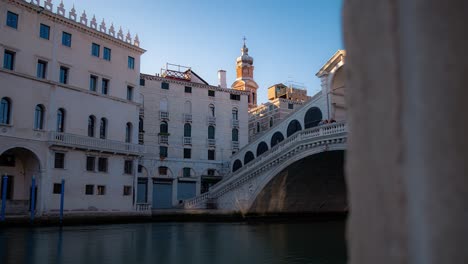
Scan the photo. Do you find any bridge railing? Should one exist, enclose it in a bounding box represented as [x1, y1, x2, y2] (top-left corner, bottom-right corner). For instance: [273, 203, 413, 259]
[184, 122, 347, 208]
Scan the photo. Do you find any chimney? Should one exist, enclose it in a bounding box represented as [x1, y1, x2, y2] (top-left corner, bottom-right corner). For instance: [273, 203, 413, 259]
[218, 70, 227, 88]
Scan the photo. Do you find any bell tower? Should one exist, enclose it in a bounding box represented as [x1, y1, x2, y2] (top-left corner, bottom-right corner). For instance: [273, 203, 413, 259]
[231, 37, 259, 109]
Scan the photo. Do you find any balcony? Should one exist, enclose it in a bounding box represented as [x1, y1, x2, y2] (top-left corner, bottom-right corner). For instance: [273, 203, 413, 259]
[160, 111, 169, 120]
[183, 113, 192, 123]
[183, 137, 192, 145]
[207, 138, 216, 148]
[48, 132, 144, 156]
[207, 116, 216, 125]
[159, 134, 169, 144]
[232, 119, 239, 128]
[232, 141, 239, 150]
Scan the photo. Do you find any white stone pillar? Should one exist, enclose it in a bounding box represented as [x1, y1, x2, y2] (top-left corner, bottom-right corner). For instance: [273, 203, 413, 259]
[344, 0, 468, 263]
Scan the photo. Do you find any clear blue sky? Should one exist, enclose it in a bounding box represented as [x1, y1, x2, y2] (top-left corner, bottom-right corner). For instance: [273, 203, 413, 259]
[59, 0, 344, 103]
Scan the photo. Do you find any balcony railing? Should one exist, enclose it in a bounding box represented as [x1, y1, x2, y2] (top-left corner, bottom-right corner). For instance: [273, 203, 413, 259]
[183, 137, 192, 145]
[232, 141, 239, 150]
[160, 111, 169, 120]
[48, 132, 144, 155]
[207, 139, 216, 148]
[232, 119, 239, 128]
[207, 116, 216, 125]
[159, 135, 169, 144]
[183, 114, 192, 123]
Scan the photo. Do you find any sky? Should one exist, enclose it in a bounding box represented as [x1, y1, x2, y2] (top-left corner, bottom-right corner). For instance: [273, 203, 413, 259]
[58, 0, 344, 104]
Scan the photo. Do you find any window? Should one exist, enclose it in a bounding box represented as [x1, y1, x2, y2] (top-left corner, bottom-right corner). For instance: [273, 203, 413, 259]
[207, 169, 215, 176]
[0, 98, 11, 125]
[53, 183, 62, 194]
[62, 32, 72, 47]
[185, 86, 192, 93]
[86, 156, 95, 171]
[288, 103, 294, 109]
[128, 56, 135, 69]
[6, 11, 18, 29]
[160, 121, 168, 134]
[184, 148, 191, 159]
[99, 118, 107, 139]
[123, 186, 132, 196]
[89, 75, 98, 92]
[270, 117, 274, 127]
[97, 185, 106, 195]
[138, 164, 143, 173]
[59, 66, 69, 84]
[209, 104, 215, 117]
[256, 122, 260, 133]
[208, 125, 215, 139]
[54, 153, 65, 169]
[91, 43, 100, 57]
[124, 160, 133, 174]
[208, 90, 215, 97]
[56, 108, 65, 132]
[184, 123, 191, 137]
[101, 79, 109, 95]
[183, 167, 191, 177]
[161, 82, 169, 90]
[232, 108, 238, 120]
[88, 115, 95, 137]
[37, 60, 47, 79]
[3, 50, 15, 70]
[34, 105, 44, 130]
[159, 166, 168, 175]
[208, 150, 215, 160]
[125, 122, 132, 143]
[85, 185, 94, 195]
[103, 47, 111, 61]
[232, 128, 239, 142]
[40, 24, 50, 40]
[140, 78, 145, 86]
[138, 118, 144, 145]
[98, 157, 108, 172]
[230, 94, 240, 101]
[127, 86, 133, 100]
[160, 146, 168, 158]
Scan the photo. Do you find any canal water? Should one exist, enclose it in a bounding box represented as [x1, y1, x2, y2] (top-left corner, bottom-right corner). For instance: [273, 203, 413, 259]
[0, 221, 346, 264]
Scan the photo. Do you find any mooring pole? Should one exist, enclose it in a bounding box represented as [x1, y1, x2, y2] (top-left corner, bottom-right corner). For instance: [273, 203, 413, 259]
[1, 175, 8, 221]
[30, 176, 36, 224]
[59, 179, 65, 225]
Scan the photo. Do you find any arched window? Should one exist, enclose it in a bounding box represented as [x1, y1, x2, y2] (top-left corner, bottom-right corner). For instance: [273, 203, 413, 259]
[256, 122, 260, 133]
[270, 131, 284, 147]
[160, 121, 168, 134]
[208, 125, 215, 139]
[232, 128, 238, 142]
[0, 97, 11, 125]
[269, 117, 273, 127]
[125, 122, 132, 143]
[244, 151, 255, 165]
[256, 141, 269, 156]
[304, 107, 323, 129]
[34, 104, 45, 130]
[232, 159, 242, 172]
[232, 108, 238, 120]
[56, 108, 65, 132]
[139, 118, 144, 133]
[184, 123, 191, 137]
[287, 119, 302, 137]
[99, 118, 107, 139]
[209, 104, 215, 117]
[88, 115, 96, 137]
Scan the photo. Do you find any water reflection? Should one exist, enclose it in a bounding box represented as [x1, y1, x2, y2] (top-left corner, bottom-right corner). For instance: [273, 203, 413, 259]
[0, 221, 346, 264]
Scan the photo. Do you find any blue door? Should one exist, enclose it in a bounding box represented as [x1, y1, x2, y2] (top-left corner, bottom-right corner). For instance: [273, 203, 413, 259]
[177, 181, 196, 201]
[152, 181, 172, 209]
[137, 178, 147, 203]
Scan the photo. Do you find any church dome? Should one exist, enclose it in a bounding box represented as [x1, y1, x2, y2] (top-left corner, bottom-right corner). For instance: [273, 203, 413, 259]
[236, 43, 253, 65]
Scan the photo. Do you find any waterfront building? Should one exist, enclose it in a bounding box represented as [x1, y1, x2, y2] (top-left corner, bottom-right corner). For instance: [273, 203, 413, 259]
[138, 64, 249, 208]
[0, 0, 145, 214]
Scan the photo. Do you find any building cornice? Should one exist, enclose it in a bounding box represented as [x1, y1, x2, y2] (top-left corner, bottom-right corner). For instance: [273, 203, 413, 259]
[8, 0, 146, 54]
[140, 73, 250, 96]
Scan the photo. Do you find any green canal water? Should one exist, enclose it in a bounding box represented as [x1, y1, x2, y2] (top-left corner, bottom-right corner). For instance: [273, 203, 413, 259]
[0, 221, 346, 264]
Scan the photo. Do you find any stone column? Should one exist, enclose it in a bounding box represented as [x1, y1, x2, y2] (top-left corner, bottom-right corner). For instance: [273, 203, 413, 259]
[343, 0, 468, 263]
